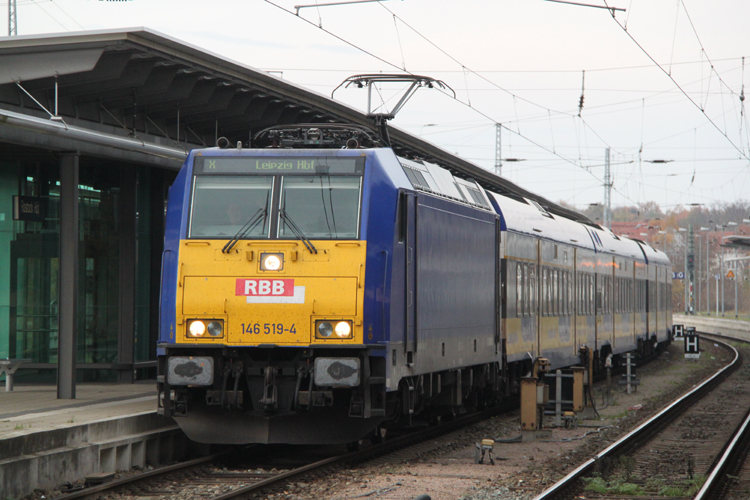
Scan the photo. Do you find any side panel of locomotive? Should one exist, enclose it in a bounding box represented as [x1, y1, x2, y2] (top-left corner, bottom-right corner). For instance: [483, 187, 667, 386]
[383, 158, 501, 398]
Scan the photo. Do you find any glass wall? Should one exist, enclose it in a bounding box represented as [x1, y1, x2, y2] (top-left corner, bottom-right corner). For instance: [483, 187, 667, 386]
[135, 168, 152, 364]
[0, 152, 167, 383]
[78, 164, 122, 381]
[5, 161, 61, 372]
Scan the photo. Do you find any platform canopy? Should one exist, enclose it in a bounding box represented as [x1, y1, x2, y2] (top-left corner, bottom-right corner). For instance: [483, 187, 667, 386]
[722, 235, 750, 249]
[0, 28, 587, 223]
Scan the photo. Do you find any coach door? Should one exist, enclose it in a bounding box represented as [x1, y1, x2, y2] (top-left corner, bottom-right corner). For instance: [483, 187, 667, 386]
[404, 192, 417, 363]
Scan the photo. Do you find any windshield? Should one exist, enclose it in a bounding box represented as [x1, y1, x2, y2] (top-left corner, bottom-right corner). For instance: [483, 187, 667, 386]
[278, 176, 361, 239]
[189, 176, 273, 238]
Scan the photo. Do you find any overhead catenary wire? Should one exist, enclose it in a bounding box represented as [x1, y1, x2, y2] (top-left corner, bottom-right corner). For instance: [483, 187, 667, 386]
[265, 0, 618, 189]
[28, 0, 68, 31]
[261, 55, 746, 75]
[602, 0, 750, 162]
[267, 0, 738, 209]
[49, 0, 85, 30]
[377, 4, 634, 182]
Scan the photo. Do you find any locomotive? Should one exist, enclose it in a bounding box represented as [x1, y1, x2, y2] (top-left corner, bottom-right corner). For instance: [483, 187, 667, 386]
[157, 124, 672, 445]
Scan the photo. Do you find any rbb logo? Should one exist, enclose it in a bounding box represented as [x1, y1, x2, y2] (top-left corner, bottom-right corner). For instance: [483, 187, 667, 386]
[235, 279, 294, 296]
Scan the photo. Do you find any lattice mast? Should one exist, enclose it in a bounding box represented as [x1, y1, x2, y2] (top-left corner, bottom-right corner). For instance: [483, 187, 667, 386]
[495, 123, 502, 176]
[604, 148, 612, 228]
[687, 225, 695, 314]
[8, 0, 17, 36]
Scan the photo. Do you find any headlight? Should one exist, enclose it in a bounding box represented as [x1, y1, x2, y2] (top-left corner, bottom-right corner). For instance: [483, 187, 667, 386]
[187, 319, 224, 338]
[334, 321, 352, 338]
[188, 320, 206, 337]
[260, 252, 284, 271]
[317, 321, 333, 338]
[315, 320, 353, 339]
[207, 321, 223, 337]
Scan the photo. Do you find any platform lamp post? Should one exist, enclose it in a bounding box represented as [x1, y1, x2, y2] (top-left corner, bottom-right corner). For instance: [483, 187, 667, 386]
[743, 219, 750, 318]
[718, 223, 728, 316]
[707, 220, 714, 315]
[728, 221, 739, 318]
[678, 228, 688, 313]
[698, 227, 710, 316]
[658, 230, 667, 253]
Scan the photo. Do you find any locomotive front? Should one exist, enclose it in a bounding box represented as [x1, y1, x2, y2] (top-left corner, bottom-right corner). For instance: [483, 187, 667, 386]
[157, 149, 384, 444]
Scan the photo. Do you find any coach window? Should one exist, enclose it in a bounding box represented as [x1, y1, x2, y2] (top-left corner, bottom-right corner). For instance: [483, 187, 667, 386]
[541, 268, 548, 316]
[549, 269, 560, 316]
[516, 263, 523, 318]
[626, 279, 630, 312]
[524, 264, 531, 316]
[529, 264, 537, 316]
[567, 271, 573, 316]
[605, 277, 611, 314]
[615, 279, 619, 313]
[568, 271, 574, 316]
[585, 275, 589, 315]
[616, 279, 620, 313]
[622, 279, 630, 313]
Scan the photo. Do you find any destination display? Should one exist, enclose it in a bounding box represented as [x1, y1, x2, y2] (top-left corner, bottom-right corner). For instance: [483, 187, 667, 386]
[195, 156, 364, 175]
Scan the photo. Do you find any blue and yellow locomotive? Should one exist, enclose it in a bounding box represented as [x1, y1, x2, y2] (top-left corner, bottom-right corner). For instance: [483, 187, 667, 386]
[157, 125, 671, 445]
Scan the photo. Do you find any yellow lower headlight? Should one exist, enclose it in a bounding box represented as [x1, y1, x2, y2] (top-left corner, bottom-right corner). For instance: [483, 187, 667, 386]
[317, 321, 333, 338]
[334, 321, 352, 338]
[315, 320, 353, 339]
[188, 320, 206, 337]
[207, 321, 223, 337]
[187, 319, 224, 338]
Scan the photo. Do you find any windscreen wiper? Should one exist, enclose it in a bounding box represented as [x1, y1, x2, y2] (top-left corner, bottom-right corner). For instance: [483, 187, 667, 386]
[279, 209, 318, 254]
[222, 207, 268, 254]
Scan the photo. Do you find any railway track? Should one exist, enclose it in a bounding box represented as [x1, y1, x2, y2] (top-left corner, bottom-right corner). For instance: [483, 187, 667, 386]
[532, 335, 748, 500]
[692, 331, 750, 500]
[57, 398, 518, 500]
[51, 342, 729, 500]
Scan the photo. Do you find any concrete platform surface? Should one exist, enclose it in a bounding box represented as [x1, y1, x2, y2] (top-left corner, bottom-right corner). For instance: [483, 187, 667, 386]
[0, 382, 196, 500]
[0, 382, 157, 438]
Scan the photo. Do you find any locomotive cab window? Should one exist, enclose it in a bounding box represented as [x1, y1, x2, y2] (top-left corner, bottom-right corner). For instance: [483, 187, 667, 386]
[189, 176, 273, 238]
[189, 156, 364, 240]
[279, 176, 362, 239]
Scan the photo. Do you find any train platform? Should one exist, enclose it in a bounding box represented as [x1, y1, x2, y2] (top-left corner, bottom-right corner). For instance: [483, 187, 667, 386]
[0, 382, 194, 499]
[0, 382, 157, 434]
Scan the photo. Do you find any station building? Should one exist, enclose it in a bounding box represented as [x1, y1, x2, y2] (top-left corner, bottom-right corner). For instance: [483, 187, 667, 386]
[0, 28, 580, 388]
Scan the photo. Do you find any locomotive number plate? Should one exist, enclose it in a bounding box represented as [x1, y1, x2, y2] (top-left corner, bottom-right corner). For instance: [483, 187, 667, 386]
[239, 322, 296, 335]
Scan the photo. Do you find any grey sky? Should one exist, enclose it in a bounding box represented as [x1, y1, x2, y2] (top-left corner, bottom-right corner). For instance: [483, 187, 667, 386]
[9, 0, 750, 211]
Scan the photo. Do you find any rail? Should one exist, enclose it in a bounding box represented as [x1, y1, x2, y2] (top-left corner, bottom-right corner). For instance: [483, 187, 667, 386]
[532, 335, 740, 500]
